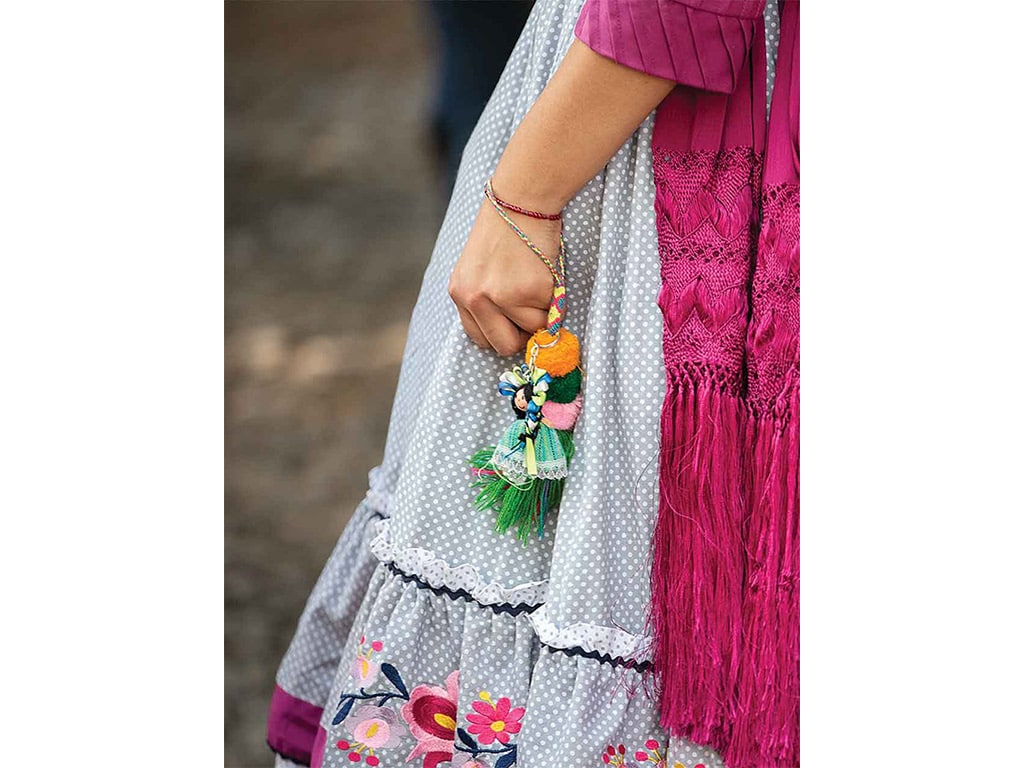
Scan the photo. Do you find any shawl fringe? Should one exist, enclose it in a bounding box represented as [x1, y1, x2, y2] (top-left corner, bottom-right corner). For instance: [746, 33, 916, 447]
[653, 370, 799, 768]
[652, 371, 746, 749]
[727, 375, 800, 768]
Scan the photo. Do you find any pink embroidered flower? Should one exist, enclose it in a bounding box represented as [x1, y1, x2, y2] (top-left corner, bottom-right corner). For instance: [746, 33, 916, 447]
[451, 756, 487, 768]
[350, 636, 384, 686]
[602, 743, 638, 768]
[338, 705, 406, 764]
[465, 690, 524, 746]
[400, 670, 460, 768]
[633, 737, 667, 767]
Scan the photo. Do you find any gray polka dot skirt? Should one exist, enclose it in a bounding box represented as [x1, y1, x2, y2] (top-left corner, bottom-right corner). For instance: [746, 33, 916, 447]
[272, 1, 727, 766]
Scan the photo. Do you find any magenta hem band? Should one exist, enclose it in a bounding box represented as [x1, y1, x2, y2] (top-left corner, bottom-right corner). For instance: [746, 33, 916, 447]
[266, 684, 324, 766]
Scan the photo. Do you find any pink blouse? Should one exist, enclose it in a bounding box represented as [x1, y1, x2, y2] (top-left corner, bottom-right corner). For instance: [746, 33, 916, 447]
[574, 0, 766, 94]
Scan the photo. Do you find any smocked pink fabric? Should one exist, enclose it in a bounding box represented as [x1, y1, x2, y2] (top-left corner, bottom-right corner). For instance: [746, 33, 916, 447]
[575, 2, 799, 766]
[573, 0, 764, 93]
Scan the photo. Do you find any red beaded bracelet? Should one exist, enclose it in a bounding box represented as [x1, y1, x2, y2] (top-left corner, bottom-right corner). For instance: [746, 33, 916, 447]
[485, 179, 562, 221]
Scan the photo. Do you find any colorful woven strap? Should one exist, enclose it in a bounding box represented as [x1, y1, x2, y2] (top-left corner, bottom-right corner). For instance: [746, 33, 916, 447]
[483, 181, 567, 334]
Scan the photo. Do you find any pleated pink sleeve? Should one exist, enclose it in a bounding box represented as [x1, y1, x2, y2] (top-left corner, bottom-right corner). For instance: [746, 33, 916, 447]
[574, 0, 765, 94]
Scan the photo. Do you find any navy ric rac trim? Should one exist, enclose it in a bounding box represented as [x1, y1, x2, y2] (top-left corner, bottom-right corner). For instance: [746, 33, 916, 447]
[385, 563, 539, 617]
[541, 643, 652, 673]
[385, 563, 652, 672]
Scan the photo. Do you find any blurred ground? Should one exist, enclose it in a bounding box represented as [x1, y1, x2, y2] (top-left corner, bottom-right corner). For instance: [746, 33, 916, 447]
[225, 3, 443, 765]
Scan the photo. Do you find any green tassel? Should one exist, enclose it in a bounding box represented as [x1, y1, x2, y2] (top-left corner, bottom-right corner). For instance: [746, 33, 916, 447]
[468, 446, 496, 469]
[467, 430, 578, 543]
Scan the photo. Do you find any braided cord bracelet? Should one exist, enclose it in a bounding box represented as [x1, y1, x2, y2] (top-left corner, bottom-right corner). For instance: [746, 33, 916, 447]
[485, 178, 562, 220]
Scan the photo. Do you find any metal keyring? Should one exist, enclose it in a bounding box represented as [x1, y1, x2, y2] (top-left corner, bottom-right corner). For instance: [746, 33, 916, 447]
[527, 328, 560, 375]
[534, 329, 561, 348]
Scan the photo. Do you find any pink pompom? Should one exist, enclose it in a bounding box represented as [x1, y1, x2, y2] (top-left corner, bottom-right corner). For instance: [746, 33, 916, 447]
[542, 394, 582, 431]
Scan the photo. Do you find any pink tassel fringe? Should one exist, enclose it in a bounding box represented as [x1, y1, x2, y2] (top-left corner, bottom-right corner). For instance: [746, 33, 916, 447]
[725, 378, 799, 768]
[652, 372, 799, 768]
[652, 372, 746, 750]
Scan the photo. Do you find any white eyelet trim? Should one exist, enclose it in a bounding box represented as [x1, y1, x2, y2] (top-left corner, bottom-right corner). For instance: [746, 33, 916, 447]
[369, 519, 548, 608]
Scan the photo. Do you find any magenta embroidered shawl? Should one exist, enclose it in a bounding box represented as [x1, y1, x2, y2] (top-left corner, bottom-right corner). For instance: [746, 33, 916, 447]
[576, 2, 800, 766]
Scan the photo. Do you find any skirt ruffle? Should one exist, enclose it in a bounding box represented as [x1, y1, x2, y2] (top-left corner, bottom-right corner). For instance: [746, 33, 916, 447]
[271, 505, 724, 768]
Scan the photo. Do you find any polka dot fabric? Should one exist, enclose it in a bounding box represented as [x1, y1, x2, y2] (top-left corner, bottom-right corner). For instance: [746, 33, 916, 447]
[383, 0, 668, 666]
[271, 0, 781, 766]
[765, 0, 781, 107]
[275, 489, 386, 706]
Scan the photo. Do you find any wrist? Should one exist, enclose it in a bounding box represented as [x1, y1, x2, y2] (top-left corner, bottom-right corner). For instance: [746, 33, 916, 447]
[477, 196, 562, 250]
[490, 165, 571, 215]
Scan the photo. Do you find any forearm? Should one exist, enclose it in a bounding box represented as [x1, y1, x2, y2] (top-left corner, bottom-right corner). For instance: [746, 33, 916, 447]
[490, 39, 676, 212]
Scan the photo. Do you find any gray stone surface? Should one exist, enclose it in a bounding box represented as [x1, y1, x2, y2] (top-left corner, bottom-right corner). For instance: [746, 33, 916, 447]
[225, 4, 442, 765]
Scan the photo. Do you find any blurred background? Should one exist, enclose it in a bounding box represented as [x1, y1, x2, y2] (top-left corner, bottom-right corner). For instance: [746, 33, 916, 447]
[225, 2, 531, 765]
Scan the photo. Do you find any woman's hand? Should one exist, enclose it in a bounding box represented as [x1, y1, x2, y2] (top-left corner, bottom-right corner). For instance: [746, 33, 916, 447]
[448, 40, 676, 357]
[448, 198, 561, 357]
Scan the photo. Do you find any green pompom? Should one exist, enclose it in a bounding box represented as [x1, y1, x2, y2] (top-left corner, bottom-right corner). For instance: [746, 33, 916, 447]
[546, 367, 582, 403]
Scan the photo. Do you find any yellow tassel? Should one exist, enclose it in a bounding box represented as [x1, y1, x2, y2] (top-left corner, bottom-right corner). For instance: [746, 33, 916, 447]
[524, 435, 537, 476]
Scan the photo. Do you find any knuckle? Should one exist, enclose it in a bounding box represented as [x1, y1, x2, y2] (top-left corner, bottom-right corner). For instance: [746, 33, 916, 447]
[489, 279, 514, 302]
[464, 290, 488, 310]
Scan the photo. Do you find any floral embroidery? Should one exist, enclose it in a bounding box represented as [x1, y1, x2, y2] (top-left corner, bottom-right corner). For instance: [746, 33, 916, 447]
[332, 648, 525, 768]
[602, 744, 631, 767]
[465, 690, 524, 745]
[337, 706, 407, 764]
[601, 739, 700, 768]
[452, 690, 524, 768]
[332, 642, 410, 726]
[401, 671, 460, 768]
[351, 636, 385, 687]
[634, 738, 667, 766]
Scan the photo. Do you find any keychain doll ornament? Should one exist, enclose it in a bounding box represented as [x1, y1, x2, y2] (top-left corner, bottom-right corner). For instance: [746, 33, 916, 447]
[468, 180, 584, 542]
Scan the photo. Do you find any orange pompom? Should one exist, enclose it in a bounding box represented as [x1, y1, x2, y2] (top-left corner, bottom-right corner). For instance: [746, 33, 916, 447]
[525, 329, 580, 376]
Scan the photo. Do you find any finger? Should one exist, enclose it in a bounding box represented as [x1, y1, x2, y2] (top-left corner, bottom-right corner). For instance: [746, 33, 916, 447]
[457, 306, 490, 349]
[470, 296, 531, 357]
[502, 304, 549, 336]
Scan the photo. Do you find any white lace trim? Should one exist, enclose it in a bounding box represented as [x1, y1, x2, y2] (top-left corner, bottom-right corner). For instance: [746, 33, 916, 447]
[490, 449, 568, 482]
[367, 517, 652, 662]
[528, 604, 653, 663]
[369, 519, 549, 607]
